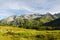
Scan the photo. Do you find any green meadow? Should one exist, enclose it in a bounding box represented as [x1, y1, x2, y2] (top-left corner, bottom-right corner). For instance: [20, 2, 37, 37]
[0, 26, 60, 40]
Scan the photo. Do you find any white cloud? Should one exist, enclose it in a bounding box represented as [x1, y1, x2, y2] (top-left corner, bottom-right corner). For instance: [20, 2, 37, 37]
[0, 10, 14, 16]
[0, 0, 60, 15]
[0, 0, 34, 12]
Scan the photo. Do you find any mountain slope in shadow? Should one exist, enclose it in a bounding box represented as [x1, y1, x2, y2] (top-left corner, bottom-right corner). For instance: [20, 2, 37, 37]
[43, 18, 60, 29]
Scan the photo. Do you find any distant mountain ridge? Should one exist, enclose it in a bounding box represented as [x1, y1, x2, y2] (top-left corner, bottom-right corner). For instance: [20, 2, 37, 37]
[0, 12, 60, 29]
[1, 13, 60, 24]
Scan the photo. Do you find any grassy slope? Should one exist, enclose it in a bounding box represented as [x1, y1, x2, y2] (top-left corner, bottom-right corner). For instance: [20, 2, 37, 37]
[0, 26, 60, 40]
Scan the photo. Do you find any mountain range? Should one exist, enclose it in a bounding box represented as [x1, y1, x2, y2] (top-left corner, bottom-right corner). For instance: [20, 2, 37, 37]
[0, 12, 60, 30]
[1, 12, 60, 24]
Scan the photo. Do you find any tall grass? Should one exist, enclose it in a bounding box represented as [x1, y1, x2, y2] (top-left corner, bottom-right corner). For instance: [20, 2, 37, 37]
[0, 26, 60, 40]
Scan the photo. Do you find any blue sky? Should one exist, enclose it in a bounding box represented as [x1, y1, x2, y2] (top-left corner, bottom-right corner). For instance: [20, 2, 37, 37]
[0, 0, 60, 19]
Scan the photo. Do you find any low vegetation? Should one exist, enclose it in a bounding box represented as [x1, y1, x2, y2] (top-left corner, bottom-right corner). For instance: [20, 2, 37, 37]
[0, 17, 54, 30]
[0, 26, 60, 40]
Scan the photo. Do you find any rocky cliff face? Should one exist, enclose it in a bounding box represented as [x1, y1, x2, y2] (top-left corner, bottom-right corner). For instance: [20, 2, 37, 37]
[0, 13, 60, 25]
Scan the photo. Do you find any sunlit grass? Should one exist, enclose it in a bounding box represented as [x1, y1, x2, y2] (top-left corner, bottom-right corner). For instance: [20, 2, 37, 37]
[0, 26, 60, 40]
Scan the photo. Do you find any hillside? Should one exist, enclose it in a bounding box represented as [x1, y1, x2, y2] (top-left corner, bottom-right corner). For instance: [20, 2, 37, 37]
[43, 18, 60, 30]
[0, 13, 60, 30]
